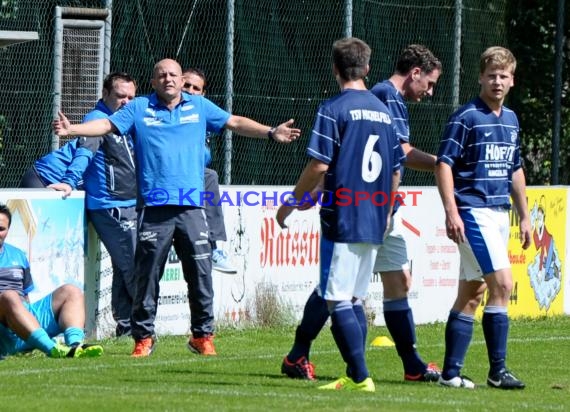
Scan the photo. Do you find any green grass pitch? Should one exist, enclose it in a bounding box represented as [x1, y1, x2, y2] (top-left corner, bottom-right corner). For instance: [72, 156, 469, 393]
[0, 316, 568, 411]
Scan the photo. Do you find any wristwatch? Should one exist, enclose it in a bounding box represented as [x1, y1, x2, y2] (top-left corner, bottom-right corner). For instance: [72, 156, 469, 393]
[267, 127, 276, 140]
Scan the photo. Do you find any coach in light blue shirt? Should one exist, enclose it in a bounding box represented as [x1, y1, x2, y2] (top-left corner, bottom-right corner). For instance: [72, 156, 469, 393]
[52, 58, 301, 358]
[110, 89, 228, 207]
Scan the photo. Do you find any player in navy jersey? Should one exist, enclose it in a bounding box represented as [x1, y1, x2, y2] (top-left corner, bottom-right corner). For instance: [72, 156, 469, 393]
[53, 58, 300, 358]
[435, 46, 530, 389]
[280, 44, 442, 383]
[0, 203, 103, 359]
[368, 44, 442, 382]
[277, 37, 402, 392]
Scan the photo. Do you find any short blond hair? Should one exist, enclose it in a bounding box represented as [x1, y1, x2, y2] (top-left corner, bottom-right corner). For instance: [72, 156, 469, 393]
[480, 46, 516, 74]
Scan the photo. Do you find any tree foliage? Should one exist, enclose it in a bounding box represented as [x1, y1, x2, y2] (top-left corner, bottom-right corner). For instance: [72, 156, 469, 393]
[506, 0, 570, 184]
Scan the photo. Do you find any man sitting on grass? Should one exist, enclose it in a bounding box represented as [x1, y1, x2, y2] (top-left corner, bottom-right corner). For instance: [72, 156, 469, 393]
[0, 203, 103, 359]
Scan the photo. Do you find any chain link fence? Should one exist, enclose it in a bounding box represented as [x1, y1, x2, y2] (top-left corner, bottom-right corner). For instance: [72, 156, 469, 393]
[0, 0, 507, 187]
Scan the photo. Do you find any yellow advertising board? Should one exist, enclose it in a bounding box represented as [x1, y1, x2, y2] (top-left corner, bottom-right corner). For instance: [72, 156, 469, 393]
[478, 187, 565, 317]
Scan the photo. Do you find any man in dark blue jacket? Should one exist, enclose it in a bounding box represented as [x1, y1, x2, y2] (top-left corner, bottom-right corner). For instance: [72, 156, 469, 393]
[49, 72, 138, 337]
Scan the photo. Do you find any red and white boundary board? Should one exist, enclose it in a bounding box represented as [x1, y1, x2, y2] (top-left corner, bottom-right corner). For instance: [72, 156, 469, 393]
[206, 186, 461, 327]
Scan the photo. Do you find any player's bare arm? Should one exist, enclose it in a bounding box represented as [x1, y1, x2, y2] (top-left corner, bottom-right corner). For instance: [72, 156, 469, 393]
[385, 169, 401, 237]
[511, 168, 531, 249]
[402, 142, 436, 171]
[435, 162, 465, 243]
[297, 175, 324, 211]
[276, 159, 328, 228]
[225, 116, 301, 143]
[53, 111, 116, 137]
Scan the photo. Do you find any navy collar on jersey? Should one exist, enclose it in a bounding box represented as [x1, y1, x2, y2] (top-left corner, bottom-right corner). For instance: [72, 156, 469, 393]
[94, 99, 114, 116]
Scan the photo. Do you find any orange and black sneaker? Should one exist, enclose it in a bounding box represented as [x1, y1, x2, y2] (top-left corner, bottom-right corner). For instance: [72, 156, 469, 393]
[187, 335, 217, 356]
[131, 337, 155, 358]
[281, 356, 316, 380]
[404, 362, 441, 382]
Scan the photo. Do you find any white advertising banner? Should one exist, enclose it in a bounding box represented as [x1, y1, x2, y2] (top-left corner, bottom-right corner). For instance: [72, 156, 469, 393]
[212, 186, 322, 326]
[3, 186, 567, 339]
[153, 186, 322, 336]
[87, 185, 570, 337]
[367, 187, 459, 324]
[148, 186, 460, 335]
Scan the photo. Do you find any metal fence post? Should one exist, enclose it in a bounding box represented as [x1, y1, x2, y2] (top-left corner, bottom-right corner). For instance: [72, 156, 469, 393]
[453, 0, 462, 110]
[551, 0, 565, 185]
[223, 0, 235, 185]
[344, 0, 353, 37]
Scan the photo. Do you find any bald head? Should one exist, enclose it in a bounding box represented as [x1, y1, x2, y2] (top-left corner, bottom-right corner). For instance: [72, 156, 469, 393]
[151, 59, 184, 106]
[153, 59, 182, 79]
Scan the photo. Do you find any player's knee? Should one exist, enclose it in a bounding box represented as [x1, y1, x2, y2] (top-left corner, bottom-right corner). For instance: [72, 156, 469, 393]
[380, 270, 410, 297]
[466, 296, 482, 312]
[488, 280, 513, 302]
[55, 284, 83, 301]
[501, 278, 514, 295]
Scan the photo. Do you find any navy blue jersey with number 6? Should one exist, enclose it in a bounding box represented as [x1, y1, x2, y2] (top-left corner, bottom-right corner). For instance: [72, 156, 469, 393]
[307, 89, 403, 244]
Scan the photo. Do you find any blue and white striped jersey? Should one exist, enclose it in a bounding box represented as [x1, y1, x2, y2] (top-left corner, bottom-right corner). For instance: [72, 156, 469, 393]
[370, 80, 410, 144]
[370, 80, 411, 215]
[437, 96, 521, 209]
[307, 89, 402, 244]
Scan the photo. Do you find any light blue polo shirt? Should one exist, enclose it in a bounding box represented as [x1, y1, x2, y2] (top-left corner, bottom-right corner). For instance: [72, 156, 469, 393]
[109, 92, 230, 207]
